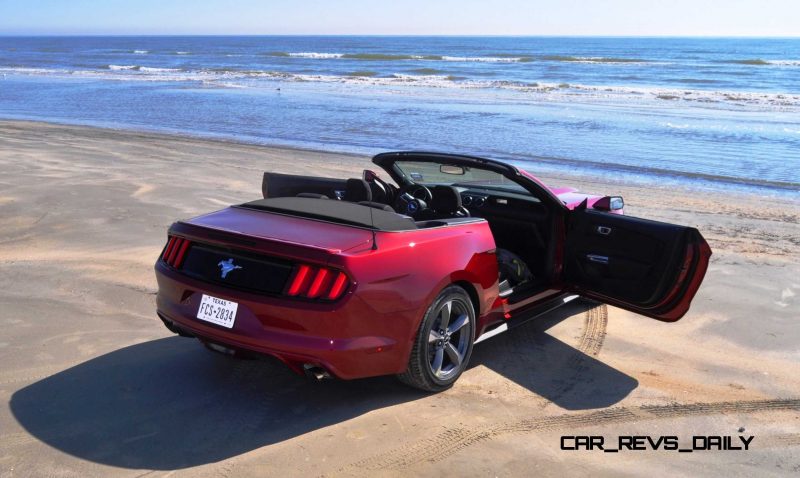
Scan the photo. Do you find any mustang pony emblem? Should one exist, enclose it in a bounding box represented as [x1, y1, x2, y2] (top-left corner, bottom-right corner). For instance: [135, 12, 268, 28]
[217, 258, 242, 279]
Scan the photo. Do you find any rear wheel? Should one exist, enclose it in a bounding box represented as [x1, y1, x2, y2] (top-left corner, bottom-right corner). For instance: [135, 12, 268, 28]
[397, 285, 475, 392]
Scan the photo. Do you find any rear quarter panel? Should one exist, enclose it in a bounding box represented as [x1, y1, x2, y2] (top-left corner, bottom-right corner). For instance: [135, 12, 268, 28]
[330, 220, 499, 347]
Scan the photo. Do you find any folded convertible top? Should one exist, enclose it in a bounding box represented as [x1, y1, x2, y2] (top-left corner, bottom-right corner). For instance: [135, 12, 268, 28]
[239, 197, 417, 232]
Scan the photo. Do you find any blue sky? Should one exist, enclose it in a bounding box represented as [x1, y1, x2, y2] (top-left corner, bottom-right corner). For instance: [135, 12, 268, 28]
[1, 0, 797, 36]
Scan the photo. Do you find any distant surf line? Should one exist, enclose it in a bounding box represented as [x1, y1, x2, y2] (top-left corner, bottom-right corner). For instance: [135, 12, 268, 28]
[3, 65, 799, 112]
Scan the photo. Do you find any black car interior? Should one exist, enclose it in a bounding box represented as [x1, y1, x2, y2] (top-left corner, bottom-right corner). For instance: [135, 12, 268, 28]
[261, 162, 701, 315]
[415, 185, 470, 220]
[343, 178, 372, 203]
[241, 197, 418, 232]
[297, 192, 330, 199]
[262, 170, 555, 297]
[455, 188, 552, 295]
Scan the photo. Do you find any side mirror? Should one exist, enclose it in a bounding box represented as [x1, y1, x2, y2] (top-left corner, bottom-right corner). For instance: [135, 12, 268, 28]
[593, 196, 624, 212]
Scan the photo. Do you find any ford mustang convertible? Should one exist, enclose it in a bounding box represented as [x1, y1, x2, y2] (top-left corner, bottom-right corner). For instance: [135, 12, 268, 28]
[155, 152, 711, 391]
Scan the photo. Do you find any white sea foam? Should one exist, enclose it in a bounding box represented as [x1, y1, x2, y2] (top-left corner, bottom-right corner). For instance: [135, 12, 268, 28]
[133, 50, 148, 54]
[390, 73, 451, 81]
[138, 66, 182, 73]
[0, 67, 56, 75]
[280, 52, 531, 62]
[439, 56, 528, 63]
[107, 65, 181, 72]
[2, 65, 799, 111]
[201, 80, 248, 88]
[768, 60, 800, 66]
[176, 51, 190, 55]
[288, 52, 344, 59]
[570, 57, 645, 64]
[663, 122, 691, 129]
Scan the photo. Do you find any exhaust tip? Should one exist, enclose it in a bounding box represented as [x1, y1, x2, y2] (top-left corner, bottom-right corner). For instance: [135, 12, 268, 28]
[206, 342, 237, 356]
[303, 364, 332, 381]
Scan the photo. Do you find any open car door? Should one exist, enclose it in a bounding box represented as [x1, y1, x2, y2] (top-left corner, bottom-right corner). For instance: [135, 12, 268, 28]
[564, 208, 711, 322]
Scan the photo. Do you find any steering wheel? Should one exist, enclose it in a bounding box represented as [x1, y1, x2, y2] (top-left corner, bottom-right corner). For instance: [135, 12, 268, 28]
[399, 184, 433, 203]
[394, 184, 432, 217]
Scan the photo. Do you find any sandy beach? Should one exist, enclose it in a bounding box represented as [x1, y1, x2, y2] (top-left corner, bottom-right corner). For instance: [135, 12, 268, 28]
[1, 120, 798, 476]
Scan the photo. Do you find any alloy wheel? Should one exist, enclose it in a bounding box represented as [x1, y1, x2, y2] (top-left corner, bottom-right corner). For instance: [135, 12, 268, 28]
[427, 299, 472, 379]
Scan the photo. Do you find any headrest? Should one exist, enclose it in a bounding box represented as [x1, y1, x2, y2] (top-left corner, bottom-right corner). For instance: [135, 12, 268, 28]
[344, 178, 372, 203]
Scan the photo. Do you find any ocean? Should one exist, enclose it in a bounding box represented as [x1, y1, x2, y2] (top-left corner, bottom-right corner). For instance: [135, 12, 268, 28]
[0, 36, 798, 194]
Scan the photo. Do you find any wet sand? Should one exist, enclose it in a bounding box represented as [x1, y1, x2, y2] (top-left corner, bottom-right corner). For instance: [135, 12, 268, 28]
[0, 120, 798, 477]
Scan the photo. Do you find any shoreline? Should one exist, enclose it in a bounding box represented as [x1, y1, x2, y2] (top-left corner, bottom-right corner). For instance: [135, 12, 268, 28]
[2, 117, 798, 200]
[1, 118, 797, 263]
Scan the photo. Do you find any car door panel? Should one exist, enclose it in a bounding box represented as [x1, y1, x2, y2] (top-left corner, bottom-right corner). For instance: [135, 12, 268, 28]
[565, 209, 711, 321]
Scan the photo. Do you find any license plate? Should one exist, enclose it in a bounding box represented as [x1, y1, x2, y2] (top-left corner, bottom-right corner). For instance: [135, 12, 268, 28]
[196, 294, 238, 329]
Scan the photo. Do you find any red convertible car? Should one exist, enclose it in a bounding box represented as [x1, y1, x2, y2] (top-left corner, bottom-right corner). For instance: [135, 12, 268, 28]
[155, 152, 711, 391]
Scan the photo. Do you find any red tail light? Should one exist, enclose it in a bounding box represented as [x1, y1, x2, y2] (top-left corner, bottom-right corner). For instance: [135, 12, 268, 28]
[286, 264, 312, 296]
[286, 264, 350, 301]
[163, 237, 177, 261]
[161, 236, 192, 269]
[327, 271, 349, 300]
[306, 268, 330, 298]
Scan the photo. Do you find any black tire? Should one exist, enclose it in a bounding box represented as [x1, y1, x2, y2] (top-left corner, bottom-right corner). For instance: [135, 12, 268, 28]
[397, 285, 476, 392]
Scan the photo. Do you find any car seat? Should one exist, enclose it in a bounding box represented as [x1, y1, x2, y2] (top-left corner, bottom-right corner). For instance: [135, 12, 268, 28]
[343, 178, 372, 203]
[418, 186, 469, 220]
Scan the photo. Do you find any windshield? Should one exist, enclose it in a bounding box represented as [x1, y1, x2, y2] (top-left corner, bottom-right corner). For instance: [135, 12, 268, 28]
[394, 160, 527, 193]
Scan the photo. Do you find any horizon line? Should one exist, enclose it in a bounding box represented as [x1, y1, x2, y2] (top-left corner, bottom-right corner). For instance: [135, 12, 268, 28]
[1, 33, 799, 39]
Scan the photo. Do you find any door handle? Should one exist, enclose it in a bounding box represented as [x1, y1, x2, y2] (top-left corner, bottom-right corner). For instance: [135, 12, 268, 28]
[586, 254, 609, 265]
[596, 226, 612, 235]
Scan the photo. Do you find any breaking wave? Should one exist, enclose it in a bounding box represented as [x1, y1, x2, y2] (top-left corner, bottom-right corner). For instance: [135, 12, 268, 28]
[440, 55, 533, 63]
[3, 65, 799, 111]
[106, 65, 183, 72]
[265, 52, 535, 62]
[287, 52, 344, 59]
[542, 55, 649, 63]
[722, 58, 800, 66]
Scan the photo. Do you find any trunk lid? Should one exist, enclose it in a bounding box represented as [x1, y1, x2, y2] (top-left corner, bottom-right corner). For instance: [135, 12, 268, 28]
[179, 206, 373, 254]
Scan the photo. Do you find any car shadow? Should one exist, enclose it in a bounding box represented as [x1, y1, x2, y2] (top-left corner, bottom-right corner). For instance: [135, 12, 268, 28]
[469, 298, 638, 410]
[10, 337, 425, 470]
[10, 299, 636, 470]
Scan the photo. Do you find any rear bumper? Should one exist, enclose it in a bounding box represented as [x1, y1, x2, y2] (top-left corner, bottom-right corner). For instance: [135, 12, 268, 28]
[155, 262, 418, 380]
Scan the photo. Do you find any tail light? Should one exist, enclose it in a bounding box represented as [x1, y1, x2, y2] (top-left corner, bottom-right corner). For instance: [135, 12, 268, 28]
[161, 236, 191, 269]
[285, 263, 350, 301]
